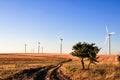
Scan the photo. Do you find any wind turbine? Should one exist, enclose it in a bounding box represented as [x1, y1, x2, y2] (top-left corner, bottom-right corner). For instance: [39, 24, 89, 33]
[60, 38, 63, 54]
[41, 47, 43, 53]
[25, 43, 27, 53]
[38, 42, 40, 54]
[105, 26, 115, 55]
[58, 33, 63, 54]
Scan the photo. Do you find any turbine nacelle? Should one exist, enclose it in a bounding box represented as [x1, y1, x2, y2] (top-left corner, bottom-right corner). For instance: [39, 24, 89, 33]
[106, 26, 115, 34]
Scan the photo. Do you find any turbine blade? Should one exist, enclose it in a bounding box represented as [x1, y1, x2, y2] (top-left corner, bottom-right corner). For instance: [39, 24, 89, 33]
[106, 26, 109, 33]
[110, 32, 115, 35]
[104, 36, 108, 45]
[58, 32, 62, 39]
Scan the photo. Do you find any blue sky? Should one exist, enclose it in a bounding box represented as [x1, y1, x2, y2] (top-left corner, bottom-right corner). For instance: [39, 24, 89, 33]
[0, 0, 120, 54]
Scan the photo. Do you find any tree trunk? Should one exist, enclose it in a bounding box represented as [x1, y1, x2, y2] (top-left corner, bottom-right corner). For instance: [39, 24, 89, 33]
[81, 58, 85, 69]
[87, 62, 91, 70]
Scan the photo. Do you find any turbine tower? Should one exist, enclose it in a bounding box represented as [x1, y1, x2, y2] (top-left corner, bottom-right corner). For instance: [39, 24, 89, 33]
[105, 26, 115, 55]
[59, 32, 63, 54]
[60, 38, 63, 54]
[38, 42, 40, 53]
[25, 43, 27, 53]
[41, 47, 43, 53]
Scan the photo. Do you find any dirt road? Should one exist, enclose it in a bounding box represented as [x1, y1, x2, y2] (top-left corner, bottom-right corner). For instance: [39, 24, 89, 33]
[3, 59, 71, 80]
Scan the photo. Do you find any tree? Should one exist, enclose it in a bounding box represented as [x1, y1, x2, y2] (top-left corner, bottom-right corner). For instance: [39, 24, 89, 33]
[117, 55, 120, 64]
[70, 42, 100, 70]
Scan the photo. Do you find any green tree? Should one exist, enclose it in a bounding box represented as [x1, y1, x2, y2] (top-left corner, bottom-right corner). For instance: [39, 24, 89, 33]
[70, 42, 100, 70]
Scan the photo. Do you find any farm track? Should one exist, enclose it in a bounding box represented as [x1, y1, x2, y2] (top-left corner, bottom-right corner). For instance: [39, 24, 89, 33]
[3, 59, 72, 80]
[49, 60, 71, 80]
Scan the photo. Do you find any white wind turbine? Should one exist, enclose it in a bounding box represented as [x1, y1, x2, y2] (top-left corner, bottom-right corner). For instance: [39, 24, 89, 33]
[58, 32, 63, 54]
[105, 26, 115, 55]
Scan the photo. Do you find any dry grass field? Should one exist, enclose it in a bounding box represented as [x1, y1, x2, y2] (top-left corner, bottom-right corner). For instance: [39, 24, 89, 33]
[60, 54, 120, 80]
[0, 53, 72, 79]
[0, 53, 120, 80]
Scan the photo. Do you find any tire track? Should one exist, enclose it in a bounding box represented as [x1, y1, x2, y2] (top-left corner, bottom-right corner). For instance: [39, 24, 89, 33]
[50, 59, 72, 80]
[3, 59, 72, 80]
[4, 65, 54, 80]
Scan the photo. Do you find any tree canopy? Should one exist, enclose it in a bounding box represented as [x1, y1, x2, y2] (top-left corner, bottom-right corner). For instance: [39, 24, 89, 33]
[70, 42, 100, 69]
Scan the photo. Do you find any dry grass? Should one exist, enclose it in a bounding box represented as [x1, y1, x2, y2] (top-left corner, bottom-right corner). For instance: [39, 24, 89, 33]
[0, 53, 70, 79]
[0, 54, 120, 80]
[60, 54, 120, 80]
